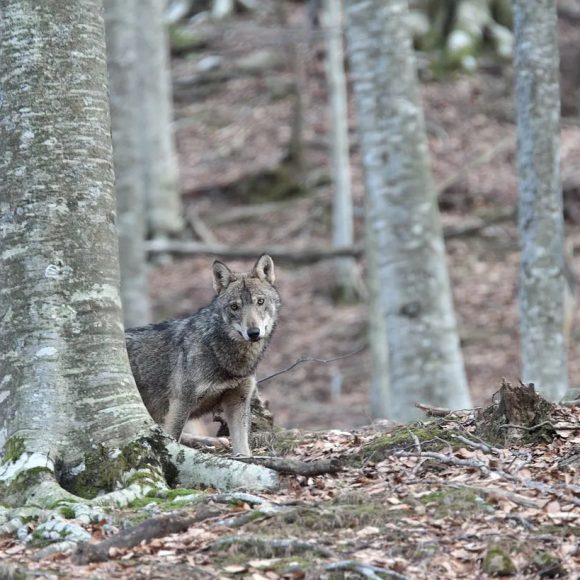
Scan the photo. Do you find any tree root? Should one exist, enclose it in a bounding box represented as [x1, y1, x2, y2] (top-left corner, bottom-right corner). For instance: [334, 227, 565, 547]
[211, 534, 337, 558]
[227, 455, 343, 476]
[324, 560, 408, 580]
[166, 441, 278, 491]
[74, 505, 222, 564]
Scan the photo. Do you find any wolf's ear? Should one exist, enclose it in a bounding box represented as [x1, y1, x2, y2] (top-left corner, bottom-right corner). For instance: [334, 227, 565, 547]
[252, 254, 275, 285]
[213, 260, 233, 294]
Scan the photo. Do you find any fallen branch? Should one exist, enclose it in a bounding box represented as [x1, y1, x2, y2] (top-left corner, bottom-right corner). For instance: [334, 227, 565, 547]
[325, 560, 408, 580]
[211, 535, 336, 558]
[258, 347, 364, 385]
[74, 506, 221, 564]
[145, 240, 363, 263]
[445, 483, 543, 510]
[228, 455, 343, 476]
[415, 402, 453, 417]
[443, 208, 515, 239]
[498, 421, 554, 432]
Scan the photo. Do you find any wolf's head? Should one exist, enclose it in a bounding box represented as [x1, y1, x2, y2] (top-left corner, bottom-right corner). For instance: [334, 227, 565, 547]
[212, 255, 281, 343]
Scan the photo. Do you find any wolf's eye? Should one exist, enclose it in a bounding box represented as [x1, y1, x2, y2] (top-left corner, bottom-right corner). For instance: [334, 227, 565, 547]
[257, 298, 265, 305]
[230, 303, 239, 311]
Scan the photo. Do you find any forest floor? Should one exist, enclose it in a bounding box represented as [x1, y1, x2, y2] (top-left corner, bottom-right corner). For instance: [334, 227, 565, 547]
[149, 0, 580, 432]
[2, 391, 579, 578]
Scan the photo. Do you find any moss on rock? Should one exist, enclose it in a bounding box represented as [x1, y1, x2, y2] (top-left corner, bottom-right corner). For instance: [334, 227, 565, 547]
[483, 545, 516, 576]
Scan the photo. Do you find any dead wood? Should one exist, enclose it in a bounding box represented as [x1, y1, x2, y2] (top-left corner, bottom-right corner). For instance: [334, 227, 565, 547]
[228, 455, 343, 476]
[144, 239, 363, 263]
[74, 506, 221, 564]
[414, 402, 453, 417]
[478, 379, 555, 445]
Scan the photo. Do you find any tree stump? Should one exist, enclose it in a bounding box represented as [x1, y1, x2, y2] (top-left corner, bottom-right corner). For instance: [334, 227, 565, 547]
[478, 379, 555, 444]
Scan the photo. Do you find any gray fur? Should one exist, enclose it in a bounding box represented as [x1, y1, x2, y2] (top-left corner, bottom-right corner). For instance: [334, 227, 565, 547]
[125, 255, 280, 455]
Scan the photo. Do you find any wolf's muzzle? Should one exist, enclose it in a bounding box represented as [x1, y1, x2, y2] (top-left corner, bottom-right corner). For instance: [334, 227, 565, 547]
[247, 327, 261, 341]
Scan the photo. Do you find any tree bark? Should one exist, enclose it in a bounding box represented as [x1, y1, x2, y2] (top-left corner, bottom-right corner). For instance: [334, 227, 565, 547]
[514, 0, 568, 401]
[104, 0, 152, 328]
[0, 0, 150, 467]
[322, 0, 359, 302]
[345, 0, 471, 421]
[137, 0, 184, 238]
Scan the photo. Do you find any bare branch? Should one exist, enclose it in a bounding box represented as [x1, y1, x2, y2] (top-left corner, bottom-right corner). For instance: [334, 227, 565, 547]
[258, 347, 364, 385]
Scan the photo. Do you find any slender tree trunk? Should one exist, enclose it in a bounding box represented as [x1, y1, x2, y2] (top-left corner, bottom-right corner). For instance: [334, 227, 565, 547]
[346, 0, 471, 421]
[105, 0, 151, 329]
[322, 0, 359, 302]
[137, 0, 184, 238]
[0, 0, 275, 501]
[514, 0, 568, 401]
[366, 210, 390, 418]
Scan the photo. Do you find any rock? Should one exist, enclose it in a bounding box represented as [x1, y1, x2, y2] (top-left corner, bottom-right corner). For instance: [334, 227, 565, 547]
[483, 545, 516, 576]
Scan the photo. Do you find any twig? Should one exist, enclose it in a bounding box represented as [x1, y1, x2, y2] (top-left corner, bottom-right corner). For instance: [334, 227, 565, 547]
[227, 456, 342, 476]
[325, 560, 408, 580]
[74, 506, 221, 564]
[444, 483, 543, 510]
[498, 421, 554, 432]
[258, 347, 364, 385]
[451, 434, 494, 454]
[211, 535, 336, 558]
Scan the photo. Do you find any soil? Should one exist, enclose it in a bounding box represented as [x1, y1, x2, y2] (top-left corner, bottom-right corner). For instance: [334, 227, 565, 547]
[150, 1, 580, 433]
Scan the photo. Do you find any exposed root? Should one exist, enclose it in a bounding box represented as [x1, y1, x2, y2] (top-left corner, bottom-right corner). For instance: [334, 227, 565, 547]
[325, 559, 408, 580]
[74, 505, 222, 564]
[32, 540, 77, 562]
[167, 441, 279, 491]
[227, 455, 343, 476]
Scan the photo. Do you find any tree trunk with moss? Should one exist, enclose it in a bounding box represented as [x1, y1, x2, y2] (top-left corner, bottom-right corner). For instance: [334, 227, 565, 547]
[137, 0, 184, 239]
[0, 0, 275, 508]
[346, 0, 471, 421]
[104, 0, 151, 329]
[514, 0, 568, 402]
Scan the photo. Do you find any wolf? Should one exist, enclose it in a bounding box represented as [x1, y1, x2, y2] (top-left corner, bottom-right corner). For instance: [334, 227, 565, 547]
[125, 255, 280, 456]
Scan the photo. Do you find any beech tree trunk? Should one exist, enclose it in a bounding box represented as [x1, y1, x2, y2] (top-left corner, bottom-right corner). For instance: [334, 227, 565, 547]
[0, 0, 275, 502]
[322, 0, 359, 302]
[346, 0, 471, 421]
[104, 0, 152, 328]
[514, 0, 568, 401]
[137, 0, 184, 238]
[0, 0, 151, 467]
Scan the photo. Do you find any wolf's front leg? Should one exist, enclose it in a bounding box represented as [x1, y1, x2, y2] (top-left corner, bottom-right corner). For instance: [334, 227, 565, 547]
[164, 396, 193, 442]
[221, 378, 256, 456]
